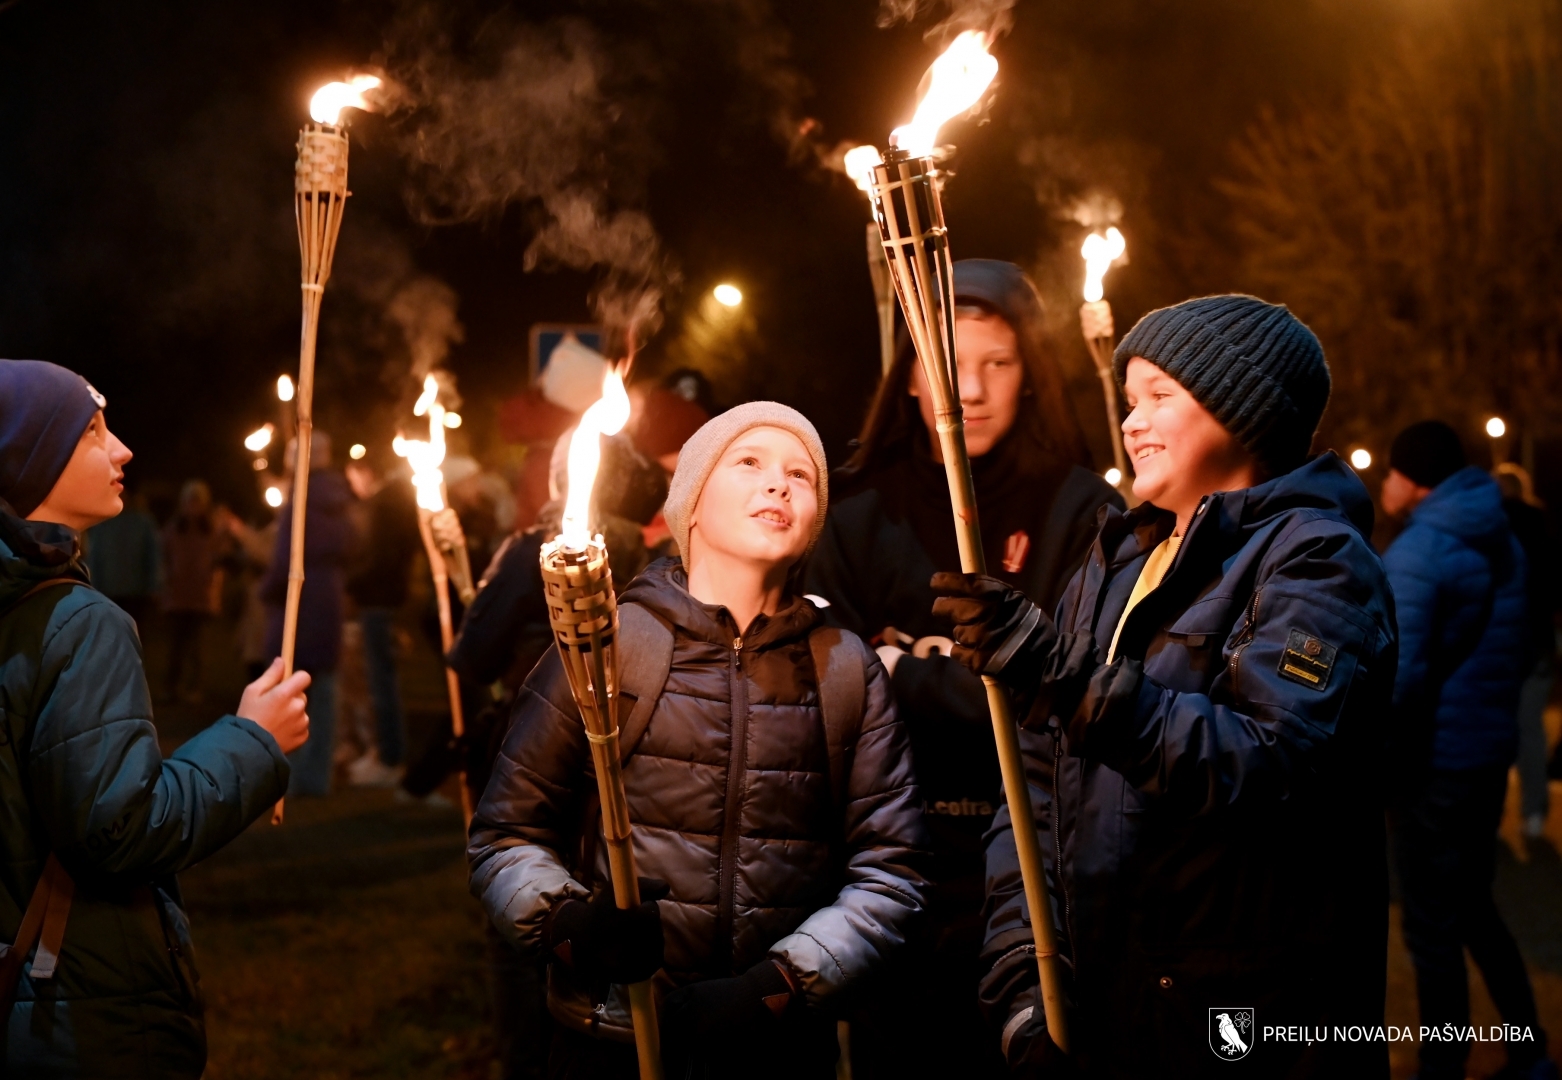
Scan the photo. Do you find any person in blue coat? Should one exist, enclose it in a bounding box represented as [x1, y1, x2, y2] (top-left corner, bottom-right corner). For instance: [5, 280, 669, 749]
[1380, 420, 1553, 1080]
[933, 297, 1397, 1077]
[0, 359, 312, 1078]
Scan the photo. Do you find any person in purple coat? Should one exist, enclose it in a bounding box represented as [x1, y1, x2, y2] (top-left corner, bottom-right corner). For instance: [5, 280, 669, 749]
[261, 432, 357, 796]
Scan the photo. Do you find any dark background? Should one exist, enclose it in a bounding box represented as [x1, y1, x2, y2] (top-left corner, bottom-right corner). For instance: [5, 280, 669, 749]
[1, 0, 1554, 518]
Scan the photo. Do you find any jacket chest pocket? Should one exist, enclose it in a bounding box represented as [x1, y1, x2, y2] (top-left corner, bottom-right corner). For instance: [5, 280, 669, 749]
[1148, 601, 1234, 692]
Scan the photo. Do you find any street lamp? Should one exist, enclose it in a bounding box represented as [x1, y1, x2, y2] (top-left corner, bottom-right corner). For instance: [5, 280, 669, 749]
[1349, 448, 1372, 470]
[1486, 416, 1507, 439]
[713, 283, 743, 307]
[277, 374, 296, 402]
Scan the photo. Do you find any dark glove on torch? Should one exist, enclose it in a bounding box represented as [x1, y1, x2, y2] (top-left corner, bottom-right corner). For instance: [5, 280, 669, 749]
[1002, 988, 1076, 1078]
[543, 878, 669, 984]
[660, 958, 798, 1055]
[930, 572, 1100, 722]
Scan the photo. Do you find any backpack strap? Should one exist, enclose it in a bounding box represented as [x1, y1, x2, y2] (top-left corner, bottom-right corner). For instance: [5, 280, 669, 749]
[0, 578, 80, 622]
[0, 578, 83, 1013]
[808, 626, 867, 812]
[614, 603, 676, 765]
[0, 854, 75, 1013]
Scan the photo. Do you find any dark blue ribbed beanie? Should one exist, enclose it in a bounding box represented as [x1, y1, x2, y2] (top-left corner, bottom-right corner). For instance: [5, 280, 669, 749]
[1113, 295, 1330, 474]
[0, 360, 105, 517]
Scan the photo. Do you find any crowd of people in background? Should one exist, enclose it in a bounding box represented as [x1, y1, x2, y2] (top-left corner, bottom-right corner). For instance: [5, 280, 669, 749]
[6, 264, 1562, 1079]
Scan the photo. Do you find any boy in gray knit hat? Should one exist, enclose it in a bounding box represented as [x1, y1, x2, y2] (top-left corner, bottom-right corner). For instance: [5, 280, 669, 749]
[932, 296, 1399, 1076]
[471, 402, 929, 1080]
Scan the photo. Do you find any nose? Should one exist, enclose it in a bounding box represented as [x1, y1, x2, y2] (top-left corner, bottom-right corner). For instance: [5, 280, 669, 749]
[957, 359, 986, 405]
[764, 465, 790, 499]
[1121, 402, 1147, 436]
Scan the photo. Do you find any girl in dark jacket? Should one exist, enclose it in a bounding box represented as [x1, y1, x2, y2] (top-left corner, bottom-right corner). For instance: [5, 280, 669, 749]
[804, 259, 1119, 1078]
[0, 360, 310, 1078]
[470, 402, 929, 1080]
[935, 297, 1398, 1078]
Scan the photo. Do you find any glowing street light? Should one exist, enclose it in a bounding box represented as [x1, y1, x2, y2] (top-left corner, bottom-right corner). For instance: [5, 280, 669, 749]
[1349, 448, 1372, 470]
[349, 443, 367, 460]
[713, 283, 743, 307]
[277, 374, 296, 402]
[264, 485, 285, 508]
[1104, 467, 1123, 487]
[1486, 416, 1507, 438]
[245, 424, 275, 452]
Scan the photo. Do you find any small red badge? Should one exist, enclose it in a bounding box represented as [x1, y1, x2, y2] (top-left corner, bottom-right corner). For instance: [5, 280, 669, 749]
[1002, 530, 1031, 574]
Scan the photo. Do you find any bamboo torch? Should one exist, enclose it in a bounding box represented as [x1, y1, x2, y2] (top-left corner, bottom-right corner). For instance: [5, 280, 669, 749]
[855, 31, 1071, 1051]
[538, 369, 662, 1080]
[274, 76, 379, 824]
[394, 375, 474, 827]
[1080, 228, 1130, 487]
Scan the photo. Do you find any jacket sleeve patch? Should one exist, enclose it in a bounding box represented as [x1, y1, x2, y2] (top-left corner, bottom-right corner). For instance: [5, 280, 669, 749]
[1277, 629, 1336, 691]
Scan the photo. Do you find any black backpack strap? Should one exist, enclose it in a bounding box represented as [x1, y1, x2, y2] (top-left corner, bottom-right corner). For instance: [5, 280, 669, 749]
[614, 603, 676, 764]
[808, 626, 867, 812]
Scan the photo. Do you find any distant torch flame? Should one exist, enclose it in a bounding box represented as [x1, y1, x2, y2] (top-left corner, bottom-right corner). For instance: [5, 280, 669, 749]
[890, 31, 999, 158]
[395, 374, 448, 512]
[559, 369, 632, 551]
[844, 145, 883, 192]
[309, 75, 382, 126]
[1081, 227, 1126, 303]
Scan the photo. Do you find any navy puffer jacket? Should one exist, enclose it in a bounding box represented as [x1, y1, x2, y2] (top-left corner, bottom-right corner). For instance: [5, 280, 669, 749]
[982, 454, 1396, 1078]
[1383, 466, 1527, 771]
[469, 559, 929, 1031]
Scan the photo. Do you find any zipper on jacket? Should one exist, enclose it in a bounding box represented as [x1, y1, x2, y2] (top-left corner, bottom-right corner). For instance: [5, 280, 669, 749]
[1229, 588, 1262, 686]
[1053, 731, 1076, 971]
[715, 632, 750, 973]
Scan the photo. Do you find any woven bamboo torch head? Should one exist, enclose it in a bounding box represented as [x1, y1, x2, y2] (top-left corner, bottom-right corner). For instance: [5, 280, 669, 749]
[540, 539, 620, 733]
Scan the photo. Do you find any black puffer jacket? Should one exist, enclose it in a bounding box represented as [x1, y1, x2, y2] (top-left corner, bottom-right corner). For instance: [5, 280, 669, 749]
[469, 559, 929, 1016]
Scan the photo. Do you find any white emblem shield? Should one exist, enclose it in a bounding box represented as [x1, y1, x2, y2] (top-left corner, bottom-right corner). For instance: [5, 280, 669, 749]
[1209, 1008, 1254, 1061]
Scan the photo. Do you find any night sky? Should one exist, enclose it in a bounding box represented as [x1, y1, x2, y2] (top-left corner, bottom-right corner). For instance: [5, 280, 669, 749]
[0, 0, 1475, 516]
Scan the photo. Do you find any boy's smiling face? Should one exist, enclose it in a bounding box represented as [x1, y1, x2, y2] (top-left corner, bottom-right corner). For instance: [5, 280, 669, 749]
[1122, 358, 1259, 529]
[688, 425, 818, 575]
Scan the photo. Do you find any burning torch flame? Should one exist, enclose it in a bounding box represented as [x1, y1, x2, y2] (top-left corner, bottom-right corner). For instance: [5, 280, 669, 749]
[309, 75, 382, 126]
[558, 368, 632, 551]
[394, 374, 448, 512]
[844, 145, 883, 192]
[890, 31, 999, 158]
[1081, 227, 1126, 303]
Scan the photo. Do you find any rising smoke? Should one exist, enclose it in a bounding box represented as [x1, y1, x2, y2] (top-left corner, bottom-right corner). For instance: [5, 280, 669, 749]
[380, 8, 673, 354]
[876, 0, 1016, 38]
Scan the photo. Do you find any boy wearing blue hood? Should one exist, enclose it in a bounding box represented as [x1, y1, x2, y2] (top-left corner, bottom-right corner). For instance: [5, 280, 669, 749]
[935, 297, 1397, 1076]
[0, 360, 310, 1077]
[1380, 421, 1553, 1080]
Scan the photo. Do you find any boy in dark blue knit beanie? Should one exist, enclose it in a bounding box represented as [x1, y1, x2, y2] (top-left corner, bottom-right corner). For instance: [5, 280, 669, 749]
[931, 297, 1397, 1074]
[0, 358, 316, 1077]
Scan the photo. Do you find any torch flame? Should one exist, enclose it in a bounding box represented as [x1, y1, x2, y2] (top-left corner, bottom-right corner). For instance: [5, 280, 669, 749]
[559, 368, 632, 551]
[394, 374, 449, 512]
[890, 31, 999, 158]
[844, 145, 884, 192]
[1081, 227, 1126, 303]
[309, 75, 382, 126]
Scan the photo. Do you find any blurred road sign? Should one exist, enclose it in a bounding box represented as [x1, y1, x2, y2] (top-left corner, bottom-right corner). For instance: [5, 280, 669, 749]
[530, 324, 603, 382]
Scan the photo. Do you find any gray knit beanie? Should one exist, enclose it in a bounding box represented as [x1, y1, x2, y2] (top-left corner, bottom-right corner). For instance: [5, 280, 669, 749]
[664, 401, 828, 566]
[1113, 295, 1330, 474]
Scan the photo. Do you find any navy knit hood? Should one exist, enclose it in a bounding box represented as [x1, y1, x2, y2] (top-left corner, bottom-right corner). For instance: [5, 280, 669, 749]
[0, 359, 106, 517]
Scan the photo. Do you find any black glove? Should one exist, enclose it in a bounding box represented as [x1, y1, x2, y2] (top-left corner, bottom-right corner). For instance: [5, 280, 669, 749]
[543, 878, 669, 984]
[1002, 989, 1076, 1078]
[660, 958, 796, 1054]
[930, 573, 1100, 714]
